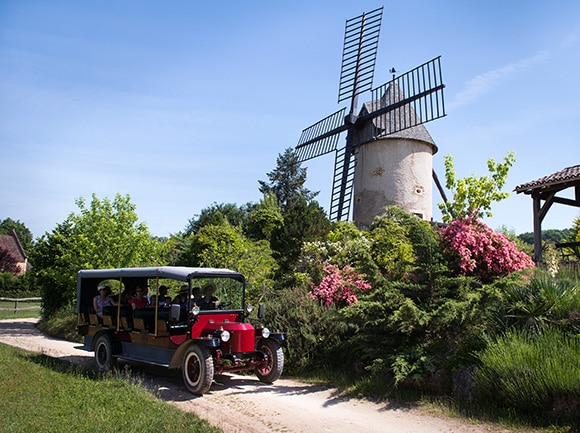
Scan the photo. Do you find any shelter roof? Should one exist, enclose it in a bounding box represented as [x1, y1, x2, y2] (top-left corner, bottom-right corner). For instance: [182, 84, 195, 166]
[514, 165, 580, 195]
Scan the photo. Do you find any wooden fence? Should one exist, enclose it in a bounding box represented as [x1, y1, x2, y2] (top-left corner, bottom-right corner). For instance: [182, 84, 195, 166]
[0, 297, 42, 313]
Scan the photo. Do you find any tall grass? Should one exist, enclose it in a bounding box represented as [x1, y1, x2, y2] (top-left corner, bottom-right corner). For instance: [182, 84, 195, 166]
[0, 344, 219, 433]
[475, 327, 580, 420]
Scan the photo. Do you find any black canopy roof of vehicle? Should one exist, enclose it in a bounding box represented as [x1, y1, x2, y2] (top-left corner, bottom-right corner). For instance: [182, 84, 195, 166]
[77, 266, 244, 283]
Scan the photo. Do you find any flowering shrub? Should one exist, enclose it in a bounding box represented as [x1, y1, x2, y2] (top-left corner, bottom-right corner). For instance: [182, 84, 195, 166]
[310, 263, 371, 307]
[439, 217, 534, 281]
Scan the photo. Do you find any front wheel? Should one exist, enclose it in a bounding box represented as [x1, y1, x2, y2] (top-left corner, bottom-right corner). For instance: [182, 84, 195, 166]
[94, 334, 116, 371]
[255, 339, 284, 383]
[182, 344, 214, 395]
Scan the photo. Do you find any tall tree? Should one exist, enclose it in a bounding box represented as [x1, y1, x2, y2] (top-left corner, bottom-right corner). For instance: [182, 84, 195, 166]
[270, 198, 331, 278]
[32, 193, 161, 319]
[258, 148, 317, 213]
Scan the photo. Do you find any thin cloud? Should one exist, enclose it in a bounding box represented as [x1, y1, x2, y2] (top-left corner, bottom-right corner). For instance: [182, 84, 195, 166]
[449, 50, 549, 109]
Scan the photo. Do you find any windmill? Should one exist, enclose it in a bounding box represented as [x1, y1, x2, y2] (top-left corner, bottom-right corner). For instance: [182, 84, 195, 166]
[295, 7, 446, 227]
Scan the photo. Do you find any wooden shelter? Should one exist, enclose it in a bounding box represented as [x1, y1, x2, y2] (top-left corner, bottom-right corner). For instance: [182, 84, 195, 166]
[514, 165, 580, 263]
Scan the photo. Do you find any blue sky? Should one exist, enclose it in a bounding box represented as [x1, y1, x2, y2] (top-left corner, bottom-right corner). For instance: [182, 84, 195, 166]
[1, 0, 579, 239]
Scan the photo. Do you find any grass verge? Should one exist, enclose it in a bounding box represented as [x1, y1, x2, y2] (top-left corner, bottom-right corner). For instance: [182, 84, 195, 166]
[0, 344, 219, 433]
[0, 301, 40, 320]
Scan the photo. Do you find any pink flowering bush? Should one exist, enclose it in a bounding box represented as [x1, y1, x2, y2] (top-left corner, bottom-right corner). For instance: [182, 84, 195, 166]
[310, 263, 371, 307]
[439, 217, 534, 282]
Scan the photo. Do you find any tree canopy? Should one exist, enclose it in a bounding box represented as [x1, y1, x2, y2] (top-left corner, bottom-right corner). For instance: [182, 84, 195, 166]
[258, 147, 317, 212]
[32, 193, 161, 318]
[438, 151, 515, 223]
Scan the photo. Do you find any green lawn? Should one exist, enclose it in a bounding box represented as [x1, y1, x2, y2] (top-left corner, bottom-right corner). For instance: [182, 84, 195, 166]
[0, 300, 41, 320]
[0, 344, 220, 433]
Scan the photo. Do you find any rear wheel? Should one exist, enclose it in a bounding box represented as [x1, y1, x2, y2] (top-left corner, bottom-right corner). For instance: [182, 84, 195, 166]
[94, 334, 116, 371]
[182, 344, 214, 395]
[255, 339, 284, 383]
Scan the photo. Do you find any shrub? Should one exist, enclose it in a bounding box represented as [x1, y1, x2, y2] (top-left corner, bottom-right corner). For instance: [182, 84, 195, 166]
[439, 217, 534, 282]
[310, 263, 370, 307]
[261, 285, 346, 373]
[475, 327, 580, 420]
[495, 271, 580, 335]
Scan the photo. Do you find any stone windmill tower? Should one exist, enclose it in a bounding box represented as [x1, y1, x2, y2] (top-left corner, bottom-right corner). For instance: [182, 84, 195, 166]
[295, 7, 445, 227]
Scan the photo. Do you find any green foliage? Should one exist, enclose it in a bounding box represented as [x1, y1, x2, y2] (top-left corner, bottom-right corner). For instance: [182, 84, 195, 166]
[270, 198, 331, 278]
[36, 302, 81, 342]
[517, 228, 574, 245]
[31, 193, 161, 319]
[475, 327, 580, 419]
[295, 208, 500, 387]
[246, 193, 284, 241]
[368, 214, 415, 280]
[258, 147, 317, 212]
[569, 216, 580, 259]
[0, 272, 37, 297]
[184, 201, 254, 236]
[261, 285, 346, 373]
[0, 217, 34, 252]
[438, 151, 515, 223]
[178, 222, 277, 305]
[494, 271, 580, 335]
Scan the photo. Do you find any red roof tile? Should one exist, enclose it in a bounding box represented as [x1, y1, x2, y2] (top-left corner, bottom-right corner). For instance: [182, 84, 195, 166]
[514, 165, 580, 194]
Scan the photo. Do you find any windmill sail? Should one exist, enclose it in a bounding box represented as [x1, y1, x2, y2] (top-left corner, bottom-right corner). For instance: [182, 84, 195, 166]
[329, 146, 357, 221]
[294, 8, 445, 223]
[296, 108, 346, 163]
[338, 7, 383, 109]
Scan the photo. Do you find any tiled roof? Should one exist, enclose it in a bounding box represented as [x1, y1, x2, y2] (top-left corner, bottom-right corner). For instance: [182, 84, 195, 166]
[514, 165, 580, 194]
[0, 232, 27, 262]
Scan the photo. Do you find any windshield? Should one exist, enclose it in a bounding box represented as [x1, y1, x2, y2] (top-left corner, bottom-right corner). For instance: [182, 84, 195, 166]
[190, 276, 244, 311]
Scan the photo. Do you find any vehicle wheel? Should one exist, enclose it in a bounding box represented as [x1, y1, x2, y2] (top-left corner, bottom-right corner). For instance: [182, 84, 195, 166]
[94, 334, 116, 371]
[255, 339, 284, 383]
[182, 344, 214, 395]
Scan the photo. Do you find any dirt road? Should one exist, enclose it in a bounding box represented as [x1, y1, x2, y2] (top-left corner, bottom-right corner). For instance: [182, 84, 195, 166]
[0, 318, 509, 433]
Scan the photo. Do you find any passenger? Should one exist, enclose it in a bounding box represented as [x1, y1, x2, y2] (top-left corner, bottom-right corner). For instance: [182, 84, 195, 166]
[131, 286, 149, 310]
[93, 285, 117, 318]
[192, 286, 202, 305]
[199, 283, 219, 310]
[150, 285, 170, 307]
[172, 285, 189, 309]
[118, 290, 131, 306]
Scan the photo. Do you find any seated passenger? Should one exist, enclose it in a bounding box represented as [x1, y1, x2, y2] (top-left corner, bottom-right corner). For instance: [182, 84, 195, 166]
[172, 285, 190, 309]
[93, 285, 117, 318]
[192, 286, 202, 305]
[150, 285, 170, 308]
[131, 286, 150, 310]
[199, 283, 219, 310]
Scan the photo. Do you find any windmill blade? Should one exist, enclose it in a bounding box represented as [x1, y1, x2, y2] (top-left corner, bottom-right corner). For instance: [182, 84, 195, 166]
[329, 145, 357, 221]
[338, 7, 383, 107]
[361, 56, 446, 136]
[295, 107, 347, 162]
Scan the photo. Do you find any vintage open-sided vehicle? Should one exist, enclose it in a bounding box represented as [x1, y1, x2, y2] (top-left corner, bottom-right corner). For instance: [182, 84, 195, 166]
[76, 266, 285, 395]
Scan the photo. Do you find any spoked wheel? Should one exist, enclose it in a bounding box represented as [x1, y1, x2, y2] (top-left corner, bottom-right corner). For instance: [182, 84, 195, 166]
[182, 344, 214, 395]
[255, 339, 284, 384]
[94, 334, 116, 371]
